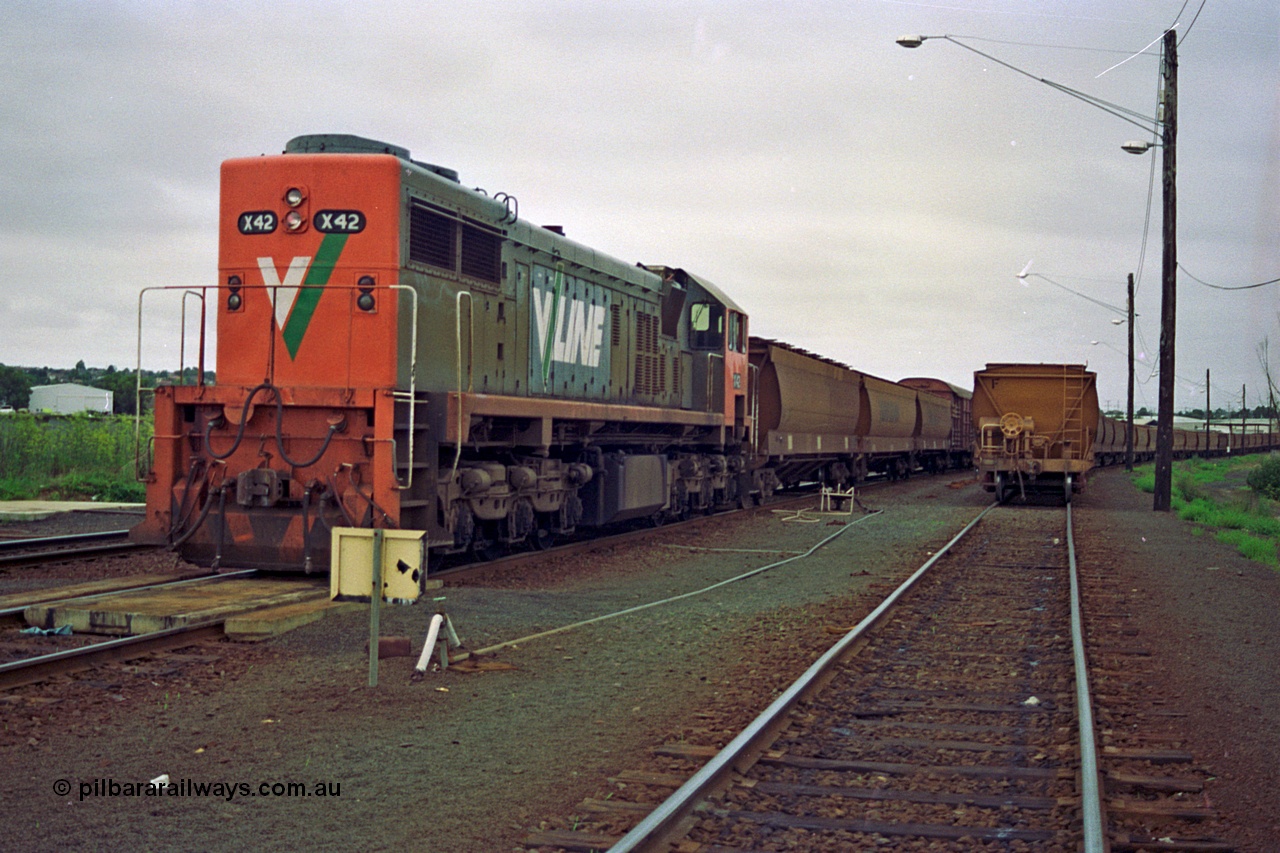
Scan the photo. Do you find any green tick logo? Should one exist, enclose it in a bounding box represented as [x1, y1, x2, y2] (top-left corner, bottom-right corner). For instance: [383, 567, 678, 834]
[257, 233, 349, 359]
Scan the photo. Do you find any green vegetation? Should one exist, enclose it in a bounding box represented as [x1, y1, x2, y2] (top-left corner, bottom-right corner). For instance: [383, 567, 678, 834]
[0, 412, 150, 502]
[1245, 454, 1280, 500]
[1133, 454, 1280, 567]
[0, 361, 214, 415]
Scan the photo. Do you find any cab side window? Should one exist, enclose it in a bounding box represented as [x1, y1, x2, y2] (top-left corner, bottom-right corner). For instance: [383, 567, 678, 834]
[728, 311, 745, 353]
[690, 302, 724, 350]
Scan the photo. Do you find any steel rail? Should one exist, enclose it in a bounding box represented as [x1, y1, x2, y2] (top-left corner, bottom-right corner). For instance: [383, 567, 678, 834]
[0, 622, 225, 691]
[607, 501, 998, 853]
[0, 570, 263, 690]
[0, 529, 130, 552]
[1067, 502, 1106, 851]
[0, 569, 258, 620]
[0, 541, 153, 570]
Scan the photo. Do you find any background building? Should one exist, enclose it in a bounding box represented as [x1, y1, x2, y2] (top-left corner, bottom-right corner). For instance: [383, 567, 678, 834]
[28, 383, 113, 414]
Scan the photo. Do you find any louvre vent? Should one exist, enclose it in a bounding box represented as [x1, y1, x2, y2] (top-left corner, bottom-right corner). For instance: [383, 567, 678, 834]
[410, 203, 503, 284]
[460, 224, 501, 283]
[409, 204, 454, 269]
[633, 312, 663, 396]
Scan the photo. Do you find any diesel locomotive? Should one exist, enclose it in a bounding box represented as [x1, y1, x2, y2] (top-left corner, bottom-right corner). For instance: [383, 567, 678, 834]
[131, 134, 972, 571]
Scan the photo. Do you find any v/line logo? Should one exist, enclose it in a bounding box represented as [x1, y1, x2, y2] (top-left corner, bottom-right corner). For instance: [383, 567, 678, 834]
[256, 233, 349, 359]
[532, 285, 608, 373]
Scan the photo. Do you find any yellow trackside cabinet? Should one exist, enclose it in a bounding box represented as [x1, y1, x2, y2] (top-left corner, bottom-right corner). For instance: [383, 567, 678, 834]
[330, 528, 427, 603]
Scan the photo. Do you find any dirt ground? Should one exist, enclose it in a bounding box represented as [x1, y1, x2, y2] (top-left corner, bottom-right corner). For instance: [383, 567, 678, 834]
[0, 468, 1277, 851]
[1073, 467, 1280, 850]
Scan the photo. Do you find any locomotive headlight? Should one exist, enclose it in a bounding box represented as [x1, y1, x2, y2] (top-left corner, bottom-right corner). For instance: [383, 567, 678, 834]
[226, 274, 243, 311]
[284, 210, 305, 231]
[356, 275, 376, 312]
[285, 187, 305, 207]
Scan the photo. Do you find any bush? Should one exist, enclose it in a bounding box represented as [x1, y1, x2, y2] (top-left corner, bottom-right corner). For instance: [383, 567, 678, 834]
[49, 473, 146, 503]
[1174, 472, 1205, 503]
[0, 477, 40, 500]
[1246, 453, 1280, 500]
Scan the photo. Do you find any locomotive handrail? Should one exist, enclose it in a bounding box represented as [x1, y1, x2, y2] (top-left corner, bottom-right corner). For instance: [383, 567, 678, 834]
[450, 291, 475, 483]
[179, 290, 207, 387]
[748, 362, 760, 454]
[135, 284, 212, 480]
[387, 285, 419, 490]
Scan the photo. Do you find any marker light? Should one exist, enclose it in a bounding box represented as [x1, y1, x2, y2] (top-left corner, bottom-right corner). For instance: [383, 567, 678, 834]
[285, 187, 305, 207]
[284, 210, 305, 231]
[227, 274, 243, 311]
[357, 275, 376, 312]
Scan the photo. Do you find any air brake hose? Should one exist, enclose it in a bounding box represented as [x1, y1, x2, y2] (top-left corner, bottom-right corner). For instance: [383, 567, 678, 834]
[203, 383, 273, 460]
[201, 382, 341, 469]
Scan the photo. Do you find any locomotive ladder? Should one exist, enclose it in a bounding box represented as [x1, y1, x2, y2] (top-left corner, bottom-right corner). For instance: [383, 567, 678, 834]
[393, 395, 435, 531]
[1060, 369, 1088, 459]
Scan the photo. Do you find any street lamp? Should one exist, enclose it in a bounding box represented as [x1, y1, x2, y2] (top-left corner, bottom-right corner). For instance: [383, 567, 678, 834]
[899, 30, 1177, 509]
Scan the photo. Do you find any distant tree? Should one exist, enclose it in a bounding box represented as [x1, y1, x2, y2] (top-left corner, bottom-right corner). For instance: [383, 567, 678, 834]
[1136, 406, 1151, 418]
[0, 364, 32, 408]
[98, 370, 140, 415]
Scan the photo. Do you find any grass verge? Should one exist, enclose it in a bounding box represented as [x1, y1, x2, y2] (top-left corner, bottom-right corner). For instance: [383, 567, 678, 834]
[0, 413, 147, 503]
[1132, 454, 1280, 567]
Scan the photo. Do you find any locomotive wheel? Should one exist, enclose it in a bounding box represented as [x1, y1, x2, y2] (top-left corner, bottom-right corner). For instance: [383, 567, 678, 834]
[529, 523, 556, 551]
[469, 525, 500, 562]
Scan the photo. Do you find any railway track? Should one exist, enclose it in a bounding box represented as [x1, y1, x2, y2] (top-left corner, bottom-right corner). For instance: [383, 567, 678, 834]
[0, 571, 260, 691]
[0, 529, 151, 569]
[526, 502, 1232, 852]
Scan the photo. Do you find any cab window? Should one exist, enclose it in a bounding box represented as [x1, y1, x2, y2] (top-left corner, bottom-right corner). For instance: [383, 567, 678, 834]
[689, 302, 724, 350]
[728, 311, 745, 353]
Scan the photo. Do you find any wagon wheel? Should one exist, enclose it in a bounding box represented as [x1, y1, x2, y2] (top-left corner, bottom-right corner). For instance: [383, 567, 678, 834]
[1063, 473, 1073, 505]
[1000, 412, 1025, 438]
[994, 472, 1007, 503]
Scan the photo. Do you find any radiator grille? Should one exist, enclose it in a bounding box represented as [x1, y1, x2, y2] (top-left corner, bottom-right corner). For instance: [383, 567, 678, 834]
[408, 204, 454, 269]
[633, 312, 664, 396]
[460, 224, 501, 283]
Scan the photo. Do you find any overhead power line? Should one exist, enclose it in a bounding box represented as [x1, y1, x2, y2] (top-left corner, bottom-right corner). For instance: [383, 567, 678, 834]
[1179, 264, 1280, 291]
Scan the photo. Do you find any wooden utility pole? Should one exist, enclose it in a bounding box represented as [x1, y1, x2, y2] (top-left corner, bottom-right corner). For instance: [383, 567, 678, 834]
[1153, 29, 1178, 511]
[1205, 369, 1210, 452]
[1126, 273, 1135, 470]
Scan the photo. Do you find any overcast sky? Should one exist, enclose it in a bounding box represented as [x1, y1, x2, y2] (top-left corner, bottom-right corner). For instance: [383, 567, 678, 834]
[2, 0, 1277, 412]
